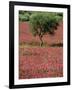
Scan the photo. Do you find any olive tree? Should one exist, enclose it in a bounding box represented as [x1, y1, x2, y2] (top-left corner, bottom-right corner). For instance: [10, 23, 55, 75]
[30, 12, 62, 46]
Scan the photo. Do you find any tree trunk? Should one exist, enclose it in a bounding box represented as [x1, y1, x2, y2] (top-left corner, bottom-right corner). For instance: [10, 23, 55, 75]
[39, 36, 43, 47]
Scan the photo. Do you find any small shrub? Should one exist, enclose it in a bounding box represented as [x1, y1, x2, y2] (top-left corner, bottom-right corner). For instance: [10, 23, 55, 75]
[19, 13, 30, 21]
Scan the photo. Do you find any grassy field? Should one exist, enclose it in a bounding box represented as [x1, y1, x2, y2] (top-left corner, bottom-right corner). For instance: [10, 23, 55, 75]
[19, 21, 63, 79]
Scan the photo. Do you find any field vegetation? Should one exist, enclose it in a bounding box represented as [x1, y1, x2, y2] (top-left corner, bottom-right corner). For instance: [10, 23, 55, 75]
[19, 11, 63, 79]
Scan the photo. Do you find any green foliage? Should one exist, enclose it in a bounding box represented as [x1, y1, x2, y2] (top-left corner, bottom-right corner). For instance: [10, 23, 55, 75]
[19, 11, 35, 21]
[19, 10, 63, 23]
[19, 13, 30, 21]
[30, 12, 62, 36]
[19, 11, 25, 14]
[57, 13, 63, 17]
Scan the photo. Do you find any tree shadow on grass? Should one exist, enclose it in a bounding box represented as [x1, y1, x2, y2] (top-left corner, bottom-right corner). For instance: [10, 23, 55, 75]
[20, 41, 63, 48]
[49, 43, 63, 47]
